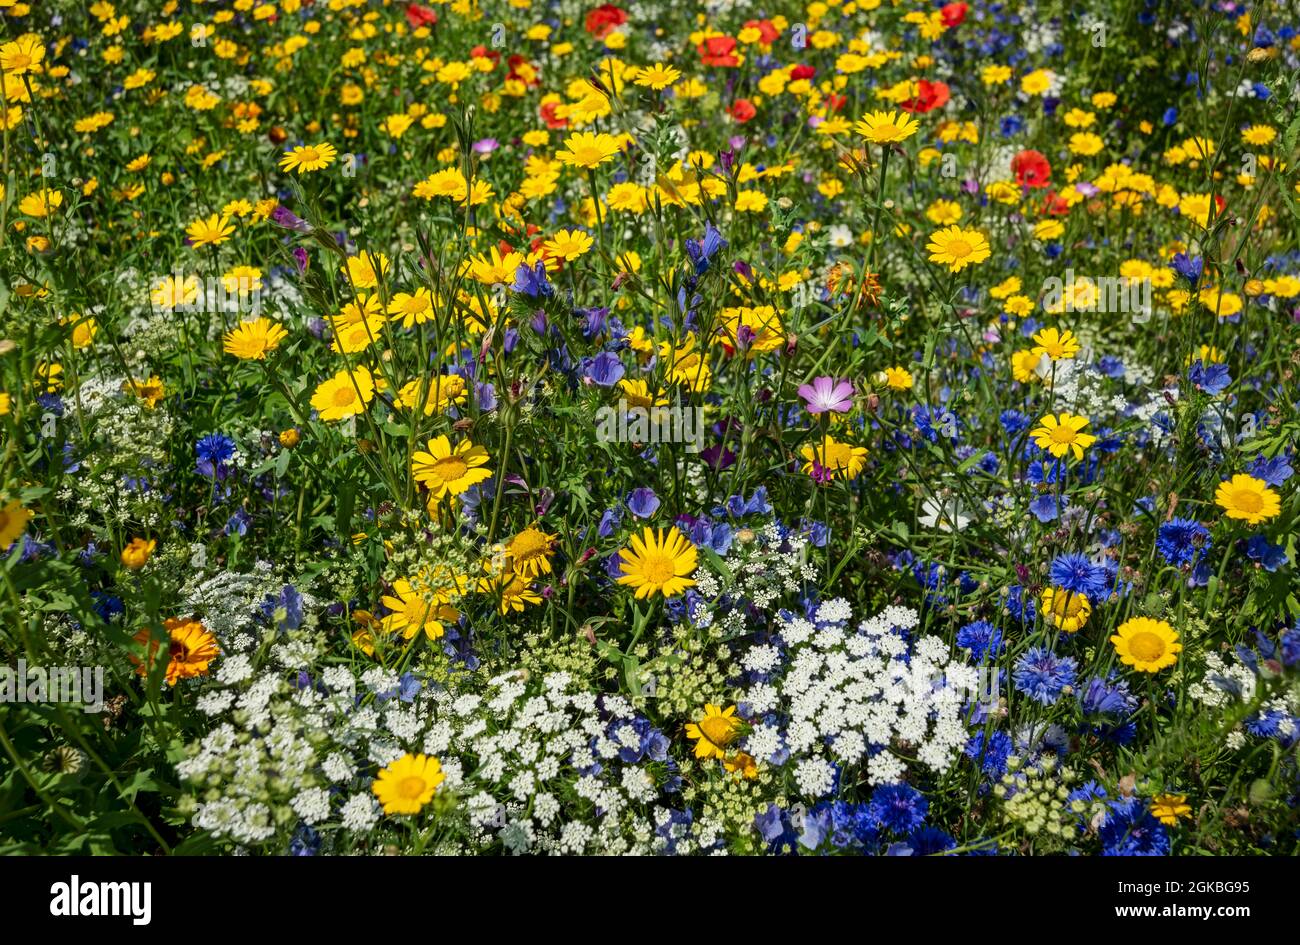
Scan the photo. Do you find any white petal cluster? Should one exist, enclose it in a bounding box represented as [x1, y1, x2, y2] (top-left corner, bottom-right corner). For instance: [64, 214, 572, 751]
[741, 599, 973, 796]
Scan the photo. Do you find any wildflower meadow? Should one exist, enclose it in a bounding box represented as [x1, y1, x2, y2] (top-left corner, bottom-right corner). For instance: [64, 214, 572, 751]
[0, 0, 1298, 865]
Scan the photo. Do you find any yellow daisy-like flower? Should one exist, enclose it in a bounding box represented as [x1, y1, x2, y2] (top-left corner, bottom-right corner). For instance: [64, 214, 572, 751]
[503, 526, 557, 579]
[19, 189, 64, 218]
[186, 213, 235, 249]
[854, 109, 920, 144]
[544, 228, 594, 262]
[617, 378, 669, 410]
[342, 252, 390, 289]
[126, 375, 165, 408]
[120, 537, 156, 570]
[617, 526, 698, 599]
[926, 225, 991, 273]
[881, 366, 914, 390]
[1030, 412, 1098, 461]
[723, 751, 759, 779]
[1040, 586, 1092, 633]
[151, 274, 201, 309]
[394, 374, 467, 416]
[411, 435, 493, 502]
[0, 36, 45, 76]
[800, 435, 869, 481]
[387, 288, 436, 328]
[309, 366, 377, 422]
[279, 142, 338, 173]
[223, 317, 287, 360]
[1150, 793, 1192, 826]
[329, 313, 386, 354]
[0, 500, 33, 549]
[380, 578, 459, 641]
[372, 753, 444, 815]
[1030, 326, 1081, 361]
[479, 568, 544, 614]
[556, 131, 622, 169]
[684, 704, 743, 760]
[634, 62, 682, 90]
[1011, 348, 1047, 383]
[1214, 474, 1281, 525]
[1110, 616, 1181, 673]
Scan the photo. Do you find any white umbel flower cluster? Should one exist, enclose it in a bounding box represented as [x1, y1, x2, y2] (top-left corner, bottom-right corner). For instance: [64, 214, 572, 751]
[742, 599, 976, 795]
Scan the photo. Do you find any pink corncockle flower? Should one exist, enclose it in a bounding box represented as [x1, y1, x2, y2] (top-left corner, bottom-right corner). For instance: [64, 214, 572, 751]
[797, 376, 854, 414]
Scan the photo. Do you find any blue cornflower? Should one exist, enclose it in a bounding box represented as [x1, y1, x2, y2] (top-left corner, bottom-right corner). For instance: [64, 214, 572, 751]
[1014, 646, 1077, 706]
[1155, 517, 1210, 568]
[965, 730, 1013, 778]
[1080, 675, 1136, 718]
[1049, 552, 1110, 598]
[1100, 798, 1170, 856]
[999, 409, 1031, 436]
[956, 620, 1004, 661]
[868, 782, 928, 835]
[195, 433, 236, 479]
[907, 826, 956, 855]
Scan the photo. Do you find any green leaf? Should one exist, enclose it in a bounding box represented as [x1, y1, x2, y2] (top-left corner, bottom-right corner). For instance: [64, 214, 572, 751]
[699, 545, 733, 584]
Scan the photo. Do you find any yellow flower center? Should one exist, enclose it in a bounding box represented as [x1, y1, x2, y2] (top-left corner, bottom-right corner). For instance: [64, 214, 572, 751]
[1050, 426, 1078, 445]
[1054, 592, 1086, 618]
[433, 455, 468, 482]
[1128, 631, 1166, 663]
[332, 385, 357, 407]
[509, 530, 550, 561]
[299, 148, 320, 163]
[398, 776, 427, 799]
[640, 551, 677, 585]
[946, 238, 972, 258]
[1230, 488, 1262, 514]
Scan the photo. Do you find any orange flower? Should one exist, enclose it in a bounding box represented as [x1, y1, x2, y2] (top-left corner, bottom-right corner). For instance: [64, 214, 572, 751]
[133, 617, 220, 685]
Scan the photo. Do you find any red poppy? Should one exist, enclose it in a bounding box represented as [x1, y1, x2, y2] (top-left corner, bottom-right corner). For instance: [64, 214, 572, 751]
[1040, 190, 1071, 216]
[940, 2, 968, 27]
[899, 79, 950, 114]
[1012, 149, 1052, 189]
[404, 3, 438, 28]
[539, 99, 568, 129]
[470, 45, 501, 65]
[790, 64, 816, 81]
[743, 19, 780, 44]
[729, 99, 757, 123]
[698, 35, 741, 67]
[584, 4, 628, 39]
[824, 92, 847, 114]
